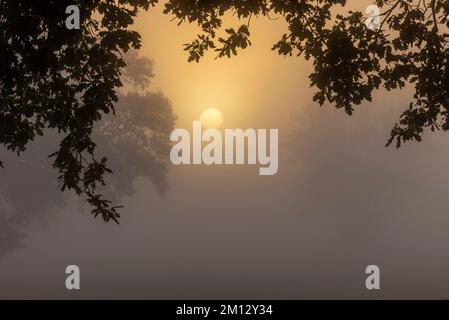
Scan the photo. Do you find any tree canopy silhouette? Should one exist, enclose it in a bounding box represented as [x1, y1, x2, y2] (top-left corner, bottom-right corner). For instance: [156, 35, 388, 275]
[162, 0, 449, 147]
[1, 0, 448, 222]
[0, 0, 159, 222]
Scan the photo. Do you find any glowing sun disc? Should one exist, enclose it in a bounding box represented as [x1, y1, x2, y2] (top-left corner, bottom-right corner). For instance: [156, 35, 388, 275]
[200, 108, 223, 128]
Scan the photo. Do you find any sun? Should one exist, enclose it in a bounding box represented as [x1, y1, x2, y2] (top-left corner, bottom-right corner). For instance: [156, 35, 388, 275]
[200, 108, 224, 129]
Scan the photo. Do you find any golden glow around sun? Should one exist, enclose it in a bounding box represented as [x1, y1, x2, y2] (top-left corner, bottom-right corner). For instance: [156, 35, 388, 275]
[200, 108, 224, 128]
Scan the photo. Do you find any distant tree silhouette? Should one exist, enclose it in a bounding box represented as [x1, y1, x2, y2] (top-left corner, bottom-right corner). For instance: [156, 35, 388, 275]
[1, 0, 448, 222]
[0, 50, 174, 254]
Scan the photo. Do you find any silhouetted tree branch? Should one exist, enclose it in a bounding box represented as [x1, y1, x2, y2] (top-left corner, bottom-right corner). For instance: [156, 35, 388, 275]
[0, 0, 159, 222]
[160, 0, 449, 147]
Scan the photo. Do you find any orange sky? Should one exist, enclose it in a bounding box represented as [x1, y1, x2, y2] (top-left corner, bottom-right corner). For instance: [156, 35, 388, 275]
[131, 1, 371, 129]
[133, 4, 309, 129]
